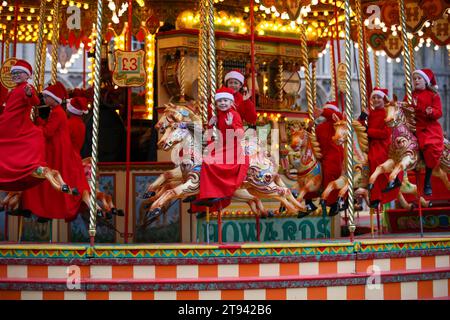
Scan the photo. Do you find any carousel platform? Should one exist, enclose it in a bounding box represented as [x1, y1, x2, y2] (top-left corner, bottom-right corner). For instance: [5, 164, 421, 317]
[0, 236, 449, 300]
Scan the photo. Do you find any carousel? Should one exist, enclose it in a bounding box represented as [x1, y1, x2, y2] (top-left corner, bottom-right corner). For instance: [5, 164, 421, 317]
[0, 0, 449, 300]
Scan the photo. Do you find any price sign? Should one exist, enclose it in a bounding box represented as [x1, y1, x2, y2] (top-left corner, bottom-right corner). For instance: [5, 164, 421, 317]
[1, 58, 18, 89]
[112, 50, 146, 87]
[337, 63, 347, 94]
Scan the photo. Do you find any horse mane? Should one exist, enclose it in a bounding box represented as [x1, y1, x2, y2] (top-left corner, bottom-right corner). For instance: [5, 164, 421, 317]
[307, 132, 322, 160]
[352, 120, 369, 153]
[400, 104, 416, 132]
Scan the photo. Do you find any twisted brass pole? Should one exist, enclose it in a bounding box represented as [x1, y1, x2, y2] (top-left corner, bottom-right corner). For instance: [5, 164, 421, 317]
[312, 61, 317, 107]
[344, 0, 355, 238]
[329, 46, 336, 100]
[198, 0, 209, 127]
[398, 0, 413, 104]
[51, 0, 60, 84]
[356, 0, 368, 114]
[179, 49, 186, 102]
[217, 58, 223, 88]
[207, 0, 216, 119]
[40, 40, 47, 90]
[374, 53, 380, 87]
[33, 0, 47, 89]
[88, 0, 104, 246]
[4, 38, 9, 60]
[299, 23, 315, 133]
[278, 58, 283, 103]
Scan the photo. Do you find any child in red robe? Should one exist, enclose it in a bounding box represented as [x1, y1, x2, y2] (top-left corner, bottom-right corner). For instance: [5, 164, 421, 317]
[315, 101, 344, 216]
[196, 87, 249, 209]
[0, 60, 47, 191]
[223, 69, 257, 126]
[411, 68, 444, 195]
[367, 87, 401, 208]
[21, 83, 90, 222]
[66, 97, 89, 153]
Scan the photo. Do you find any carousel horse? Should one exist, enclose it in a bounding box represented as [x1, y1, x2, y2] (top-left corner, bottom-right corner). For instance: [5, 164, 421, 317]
[82, 157, 124, 218]
[368, 100, 450, 200]
[141, 103, 305, 226]
[283, 123, 323, 206]
[321, 115, 371, 206]
[329, 113, 432, 209]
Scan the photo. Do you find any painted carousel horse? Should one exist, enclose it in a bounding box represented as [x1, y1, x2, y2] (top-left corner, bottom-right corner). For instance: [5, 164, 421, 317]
[321, 115, 371, 207]
[329, 113, 432, 209]
[141, 104, 305, 226]
[368, 100, 450, 202]
[282, 123, 323, 208]
[82, 157, 124, 218]
[0, 167, 80, 217]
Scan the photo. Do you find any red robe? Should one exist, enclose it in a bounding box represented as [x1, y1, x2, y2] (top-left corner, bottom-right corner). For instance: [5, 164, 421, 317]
[316, 108, 344, 205]
[0, 82, 47, 191]
[233, 92, 257, 125]
[411, 89, 444, 168]
[22, 105, 89, 221]
[198, 107, 249, 209]
[368, 107, 401, 204]
[68, 115, 86, 153]
[0, 83, 8, 114]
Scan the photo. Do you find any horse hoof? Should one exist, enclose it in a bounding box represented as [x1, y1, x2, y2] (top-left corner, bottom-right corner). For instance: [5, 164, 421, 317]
[61, 185, 70, 193]
[148, 208, 162, 220]
[297, 211, 311, 219]
[182, 195, 197, 203]
[106, 211, 113, 220]
[96, 209, 103, 218]
[319, 199, 326, 207]
[367, 183, 374, 191]
[71, 188, 79, 196]
[117, 209, 125, 217]
[9, 209, 32, 218]
[267, 210, 275, 218]
[279, 206, 286, 213]
[423, 185, 432, 196]
[142, 191, 155, 199]
[291, 190, 299, 198]
[110, 208, 118, 215]
[37, 217, 51, 223]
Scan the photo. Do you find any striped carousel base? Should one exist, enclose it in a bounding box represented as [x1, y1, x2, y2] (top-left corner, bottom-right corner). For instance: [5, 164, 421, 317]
[0, 237, 449, 300]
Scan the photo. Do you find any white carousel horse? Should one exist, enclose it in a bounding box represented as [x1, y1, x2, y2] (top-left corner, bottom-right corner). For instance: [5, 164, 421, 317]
[140, 103, 305, 226]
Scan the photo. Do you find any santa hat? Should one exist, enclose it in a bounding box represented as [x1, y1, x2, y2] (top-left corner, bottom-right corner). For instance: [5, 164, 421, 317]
[67, 97, 89, 115]
[224, 69, 245, 85]
[42, 82, 67, 104]
[215, 86, 235, 101]
[371, 87, 389, 99]
[11, 59, 32, 76]
[322, 101, 339, 112]
[413, 68, 438, 89]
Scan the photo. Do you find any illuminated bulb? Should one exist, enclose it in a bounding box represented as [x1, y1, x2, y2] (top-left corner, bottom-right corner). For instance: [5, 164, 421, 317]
[364, 19, 369, 26]
[382, 26, 388, 32]
[426, 42, 431, 47]
[387, 58, 392, 63]
[434, 45, 439, 51]
[108, 1, 116, 11]
[414, 46, 419, 52]
[392, 31, 397, 36]
[424, 21, 431, 28]
[2, 2, 7, 7]
[395, 57, 401, 63]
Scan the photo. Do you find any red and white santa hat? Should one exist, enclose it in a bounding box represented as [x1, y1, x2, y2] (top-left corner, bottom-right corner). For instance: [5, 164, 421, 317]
[11, 59, 32, 76]
[67, 97, 89, 115]
[413, 68, 438, 89]
[42, 82, 67, 104]
[371, 87, 389, 99]
[322, 101, 339, 112]
[215, 86, 235, 102]
[224, 69, 245, 85]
